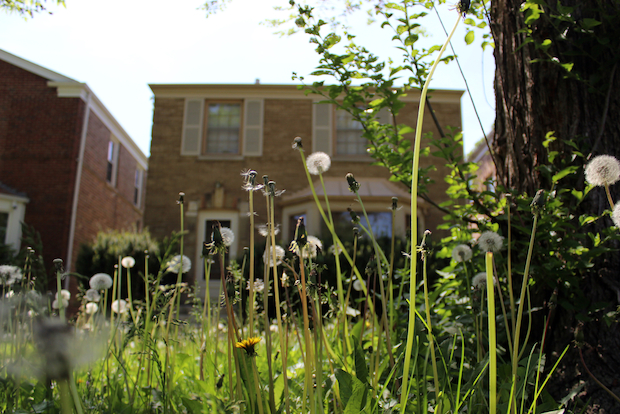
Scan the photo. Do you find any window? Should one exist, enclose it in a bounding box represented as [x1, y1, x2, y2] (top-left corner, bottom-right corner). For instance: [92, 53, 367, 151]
[134, 169, 143, 206]
[336, 110, 367, 156]
[181, 99, 263, 157]
[205, 102, 242, 154]
[106, 141, 116, 184]
[0, 212, 8, 244]
[328, 211, 393, 239]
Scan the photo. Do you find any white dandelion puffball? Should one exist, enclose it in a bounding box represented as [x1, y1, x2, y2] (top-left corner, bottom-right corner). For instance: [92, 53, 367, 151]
[613, 203, 620, 228]
[472, 273, 486, 289]
[477, 231, 504, 253]
[166, 255, 192, 274]
[85, 302, 99, 315]
[451, 244, 473, 263]
[306, 151, 332, 175]
[111, 299, 128, 314]
[301, 236, 323, 259]
[220, 227, 235, 247]
[352, 279, 363, 292]
[52, 299, 69, 310]
[263, 245, 285, 267]
[328, 244, 343, 255]
[121, 256, 136, 269]
[89, 273, 113, 290]
[56, 289, 71, 301]
[0, 265, 22, 286]
[585, 155, 620, 187]
[84, 289, 101, 302]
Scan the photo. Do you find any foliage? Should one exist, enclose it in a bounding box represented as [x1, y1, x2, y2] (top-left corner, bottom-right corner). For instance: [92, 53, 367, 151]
[75, 229, 161, 299]
[0, 0, 64, 18]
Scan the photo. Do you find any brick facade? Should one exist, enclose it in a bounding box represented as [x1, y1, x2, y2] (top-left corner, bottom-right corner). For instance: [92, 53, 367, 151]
[0, 49, 147, 279]
[145, 84, 463, 286]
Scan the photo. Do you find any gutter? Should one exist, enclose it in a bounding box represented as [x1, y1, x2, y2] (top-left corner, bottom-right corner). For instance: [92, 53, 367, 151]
[65, 88, 92, 285]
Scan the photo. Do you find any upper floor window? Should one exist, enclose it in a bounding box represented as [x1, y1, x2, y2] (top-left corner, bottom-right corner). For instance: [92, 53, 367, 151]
[205, 102, 242, 154]
[106, 140, 116, 184]
[335, 110, 367, 156]
[134, 169, 143, 207]
[181, 99, 263, 157]
[312, 103, 390, 157]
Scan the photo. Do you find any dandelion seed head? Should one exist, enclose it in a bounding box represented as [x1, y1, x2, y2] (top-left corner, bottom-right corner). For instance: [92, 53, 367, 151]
[352, 279, 363, 292]
[55, 290, 71, 301]
[89, 273, 113, 290]
[263, 245, 285, 267]
[111, 299, 128, 314]
[52, 299, 68, 310]
[472, 272, 495, 289]
[451, 244, 473, 263]
[0, 265, 22, 286]
[306, 151, 332, 175]
[220, 227, 235, 247]
[84, 289, 100, 302]
[166, 255, 192, 274]
[613, 203, 620, 228]
[121, 256, 135, 269]
[257, 224, 280, 237]
[477, 231, 503, 253]
[85, 302, 98, 314]
[585, 155, 620, 187]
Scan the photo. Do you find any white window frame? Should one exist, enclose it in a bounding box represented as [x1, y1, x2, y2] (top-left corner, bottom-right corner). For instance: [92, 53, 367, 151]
[0, 194, 28, 252]
[106, 139, 119, 186]
[134, 168, 143, 207]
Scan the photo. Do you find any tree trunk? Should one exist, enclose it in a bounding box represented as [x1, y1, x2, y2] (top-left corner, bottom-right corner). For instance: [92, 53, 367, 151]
[490, 0, 620, 412]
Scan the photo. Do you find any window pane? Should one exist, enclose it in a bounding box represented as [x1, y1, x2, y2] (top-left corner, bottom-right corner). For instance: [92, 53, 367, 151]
[336, 110, 366, 155]
[207, 103, 241, 154]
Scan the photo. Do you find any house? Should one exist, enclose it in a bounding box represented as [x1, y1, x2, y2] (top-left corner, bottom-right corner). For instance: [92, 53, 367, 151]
[144, 84, 463, 292]
[0, 49, 148, 277]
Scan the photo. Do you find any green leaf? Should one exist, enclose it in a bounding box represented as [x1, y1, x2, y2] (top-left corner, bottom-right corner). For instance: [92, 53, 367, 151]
[581, 18, 601, 30]
[552, 166, 578, 182]
[354, 340, 369, 384]
[465, 30, 475, 45]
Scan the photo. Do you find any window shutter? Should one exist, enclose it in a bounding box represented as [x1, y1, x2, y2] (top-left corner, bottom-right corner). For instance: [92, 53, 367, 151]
[313, 103, 332, 155]
[182, 99, 203, 155]
[243, 99, 263, 156]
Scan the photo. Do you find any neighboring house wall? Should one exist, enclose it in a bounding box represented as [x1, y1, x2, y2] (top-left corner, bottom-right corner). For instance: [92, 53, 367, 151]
[145, 84, 463, 287]
[0, 58, 83, 269]
[0, 49, 147, 277]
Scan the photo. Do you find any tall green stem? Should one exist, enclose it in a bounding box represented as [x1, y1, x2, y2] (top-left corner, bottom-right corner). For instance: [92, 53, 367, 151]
[400, 14, 461, 414]
[486, 252, 497, 414]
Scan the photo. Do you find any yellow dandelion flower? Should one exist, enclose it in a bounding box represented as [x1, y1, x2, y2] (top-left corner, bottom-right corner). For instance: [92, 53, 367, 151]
[235, 337, 261, 356]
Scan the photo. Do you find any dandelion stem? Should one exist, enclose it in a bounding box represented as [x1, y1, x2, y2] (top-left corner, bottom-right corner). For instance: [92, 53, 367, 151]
[400, 13, 461, 414]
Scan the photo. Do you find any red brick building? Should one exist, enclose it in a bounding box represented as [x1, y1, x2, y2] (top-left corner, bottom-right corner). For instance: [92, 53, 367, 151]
[145, 84, 463, 294]
[0, 49, 148, 275]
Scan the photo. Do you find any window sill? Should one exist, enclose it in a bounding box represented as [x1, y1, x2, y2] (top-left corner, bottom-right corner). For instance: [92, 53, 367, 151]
[332, 154, 373, 162]
[198, 154, 244, 161]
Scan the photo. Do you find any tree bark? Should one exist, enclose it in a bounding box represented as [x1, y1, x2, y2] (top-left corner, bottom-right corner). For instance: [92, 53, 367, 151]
[490, 0, 620, 412]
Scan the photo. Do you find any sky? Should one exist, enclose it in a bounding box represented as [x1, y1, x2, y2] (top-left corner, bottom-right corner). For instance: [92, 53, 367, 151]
[0, 0, 495, 158]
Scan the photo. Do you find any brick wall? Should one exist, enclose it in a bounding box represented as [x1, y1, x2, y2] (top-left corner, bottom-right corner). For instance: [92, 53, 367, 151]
[0, 60, 83, 273]
[145, 90, 462, 280]
[72, 111, 144, 271]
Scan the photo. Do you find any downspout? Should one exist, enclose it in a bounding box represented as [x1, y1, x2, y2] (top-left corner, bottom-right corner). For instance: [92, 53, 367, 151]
[65, 88, 91, 287]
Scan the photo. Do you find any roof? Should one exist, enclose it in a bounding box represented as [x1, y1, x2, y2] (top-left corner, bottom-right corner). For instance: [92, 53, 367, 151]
[0, 49, 148, 169]
[0, 181, 29, 201]
[148, 83, 464, 104]
[0, 49, 78, 83]
[282, 177, 412, 206]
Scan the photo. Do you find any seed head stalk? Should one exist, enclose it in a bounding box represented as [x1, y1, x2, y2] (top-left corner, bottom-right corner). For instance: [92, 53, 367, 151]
[262, 187, 276, 414]
[400, 14, 461, 414]
[486, 252, 497, 414]
[269, 192, 291, 414]
[248, 181, 257, 337]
